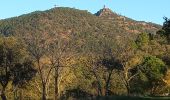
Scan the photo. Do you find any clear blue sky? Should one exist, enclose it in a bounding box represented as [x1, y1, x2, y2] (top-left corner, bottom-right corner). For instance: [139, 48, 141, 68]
[0, 0, 169, 25]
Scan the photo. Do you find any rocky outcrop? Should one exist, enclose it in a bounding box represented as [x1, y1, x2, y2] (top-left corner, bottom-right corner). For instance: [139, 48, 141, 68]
[95, 6, 119, 19]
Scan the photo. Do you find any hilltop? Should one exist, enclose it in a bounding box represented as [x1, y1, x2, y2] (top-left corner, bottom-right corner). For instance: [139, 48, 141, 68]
[95, 6, 161, 34]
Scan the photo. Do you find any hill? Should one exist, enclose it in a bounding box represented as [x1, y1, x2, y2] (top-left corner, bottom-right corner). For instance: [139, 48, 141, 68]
[0, 7, 161, 39]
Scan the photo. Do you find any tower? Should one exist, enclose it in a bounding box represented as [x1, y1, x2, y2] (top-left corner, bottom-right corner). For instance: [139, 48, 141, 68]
[104, 5, 106, 9]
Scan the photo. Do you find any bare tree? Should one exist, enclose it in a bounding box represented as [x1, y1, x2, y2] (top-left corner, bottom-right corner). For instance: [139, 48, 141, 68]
[81, 54, 103, 96]
[47, 33, 75, 100]
[23, 32, 54, 100]
[47, 34, 76, 100]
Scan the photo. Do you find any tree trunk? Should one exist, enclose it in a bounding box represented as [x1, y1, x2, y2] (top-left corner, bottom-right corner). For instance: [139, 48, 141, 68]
[19, 89, 23, 100]
[127, 86, 130, 95]
[92, 71, 102, 96]
[97, 83, 102, 96]
[125, 82, 131, 95]
[105, 82, 110, 96]
[105, 70, 113, 96]
[14, 89, 18, 100]
[1, 87, 7, 100]
[54, 67, 59, 100]
[42, 84, 46, 100]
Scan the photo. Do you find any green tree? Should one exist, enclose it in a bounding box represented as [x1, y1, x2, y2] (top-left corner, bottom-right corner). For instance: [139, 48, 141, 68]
[0, 36, 36, 100]
[134, 56, 167, 95]
[135, 33, 150, 52]
[157, 17, 170, 43]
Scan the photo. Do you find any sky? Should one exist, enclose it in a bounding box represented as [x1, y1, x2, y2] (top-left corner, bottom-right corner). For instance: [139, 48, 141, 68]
[0, 0, 170, 25]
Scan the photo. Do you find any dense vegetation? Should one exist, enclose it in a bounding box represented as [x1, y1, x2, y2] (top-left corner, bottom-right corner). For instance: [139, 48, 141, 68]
[0, 7, 170, 100]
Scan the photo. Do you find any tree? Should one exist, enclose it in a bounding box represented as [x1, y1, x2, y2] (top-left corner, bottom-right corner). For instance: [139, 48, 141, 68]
[157, 17, 170, 43]
[101, 55, 121, 96]
[99, 37, 122, 96]
[0, 36, 36, 100]
[11, 60, 37, 99]
[114, 39, 141, 95]
[137, 56, 167, 95]
[135, 33, 149, 51]
[79, 34, 122, 96]
[47, 33, 75, 100]
[22, 32, 75, 100]
[80, 54, 103, 96]
[22, 32, 53, 100]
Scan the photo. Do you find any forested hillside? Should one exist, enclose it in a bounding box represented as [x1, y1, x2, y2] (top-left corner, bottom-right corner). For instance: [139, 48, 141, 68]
[0, 7, 161, 38]
[0, 7, 169, 100]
